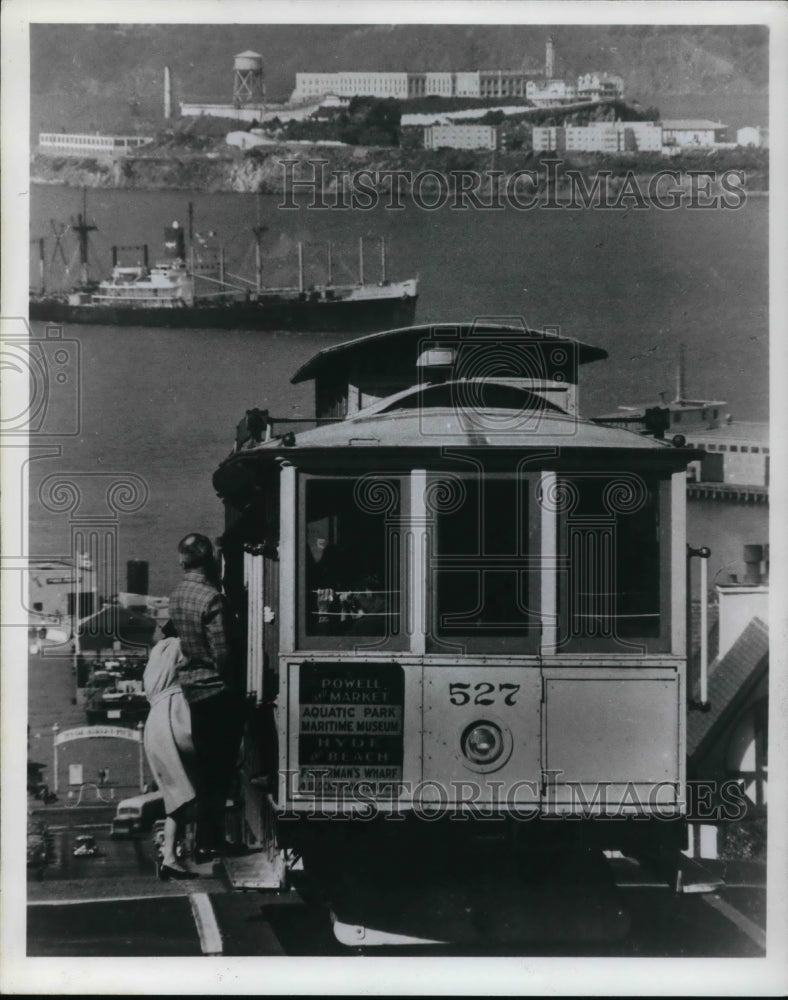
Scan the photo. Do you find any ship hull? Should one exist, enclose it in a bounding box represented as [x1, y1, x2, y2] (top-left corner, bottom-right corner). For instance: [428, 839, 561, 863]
[29, 292, 418, 333]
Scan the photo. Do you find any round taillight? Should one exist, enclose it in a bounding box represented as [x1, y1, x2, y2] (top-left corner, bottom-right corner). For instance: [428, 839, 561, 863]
[461, 721, 504, 765]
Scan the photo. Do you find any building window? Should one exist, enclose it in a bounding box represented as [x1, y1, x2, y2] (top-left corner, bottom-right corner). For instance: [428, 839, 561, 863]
[751, 447, 759, 453]
[730, 445, 738, 452]
[673, 412, 682, 423]
[740, 446, 749, 453]
[719, 445, 727, 452]
[706, 444, 716, 451]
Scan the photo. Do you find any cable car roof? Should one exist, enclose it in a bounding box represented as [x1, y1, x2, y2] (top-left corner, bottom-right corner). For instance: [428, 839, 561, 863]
[290, 322, 609, 385]
[275, 411, 678, 451]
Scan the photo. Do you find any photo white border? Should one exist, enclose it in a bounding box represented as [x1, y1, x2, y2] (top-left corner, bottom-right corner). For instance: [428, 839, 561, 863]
[2, 0, 786, 994]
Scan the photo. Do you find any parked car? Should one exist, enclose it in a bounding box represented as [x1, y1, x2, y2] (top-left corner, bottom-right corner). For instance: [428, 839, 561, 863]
[73, 833, 100, 857]
[110, 790, 165, 838]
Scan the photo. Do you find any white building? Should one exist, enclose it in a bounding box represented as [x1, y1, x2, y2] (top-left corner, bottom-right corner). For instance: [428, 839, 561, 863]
[293, 72, 409, 102]
[180, 102, 265, 122]
[38, 133, 153, 157]
[736, 126, 769, 148]
[526, 79, 577, 107]
[623, 121, 663, 151]
[532, 125, 565, 152]
[683, 422, 770, 489]
[406, 72, 455, 98]
[424, 123, 498, 151]
[454, 72, 481, 98]
[576, 72, 625, 101]
[565, 123, 620, 152]
[291, 67, 625, 106]
[533, 121, 661, 153]
[661, 119, 728, 148]
[226, 130, 271, 150]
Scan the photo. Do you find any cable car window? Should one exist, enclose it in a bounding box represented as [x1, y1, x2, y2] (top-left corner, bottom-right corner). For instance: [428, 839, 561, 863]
[299, 476, 402, 648]
[557, 473, 668, 650]
[428, 474, 540, 652]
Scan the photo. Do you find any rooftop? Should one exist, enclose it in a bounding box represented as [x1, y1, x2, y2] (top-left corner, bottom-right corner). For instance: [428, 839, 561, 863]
[687, 616, 768, 761]
[596, 399, 728, 419]
[660, 119, 728, 130]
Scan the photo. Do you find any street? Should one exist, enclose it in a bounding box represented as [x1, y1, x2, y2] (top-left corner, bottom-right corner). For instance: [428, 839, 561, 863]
[25, 815, 767, 957]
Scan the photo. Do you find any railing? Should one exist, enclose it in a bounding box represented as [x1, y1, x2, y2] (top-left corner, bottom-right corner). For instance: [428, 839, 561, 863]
[687, 545, 711, 711]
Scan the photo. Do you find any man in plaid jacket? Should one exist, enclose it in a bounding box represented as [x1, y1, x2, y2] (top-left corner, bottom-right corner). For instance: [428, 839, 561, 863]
[169, 533, 242, 858]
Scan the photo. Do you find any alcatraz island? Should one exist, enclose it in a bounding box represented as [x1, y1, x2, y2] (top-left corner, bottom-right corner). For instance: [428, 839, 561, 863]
[32, 30, 768, 197]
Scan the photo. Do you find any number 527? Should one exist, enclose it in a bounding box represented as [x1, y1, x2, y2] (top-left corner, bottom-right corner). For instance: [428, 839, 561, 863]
[449, 682, 520, 706]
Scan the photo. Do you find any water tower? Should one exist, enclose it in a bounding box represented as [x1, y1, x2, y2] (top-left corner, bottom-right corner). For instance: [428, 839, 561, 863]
[233, 50, 265, 107]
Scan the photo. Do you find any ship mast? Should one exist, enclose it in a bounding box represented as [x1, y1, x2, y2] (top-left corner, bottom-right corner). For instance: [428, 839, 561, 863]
[252, 198, 267, 295]
[71, 187, 97, 286]
[188, 201, 195, 275]
[32, 237, 45, 293]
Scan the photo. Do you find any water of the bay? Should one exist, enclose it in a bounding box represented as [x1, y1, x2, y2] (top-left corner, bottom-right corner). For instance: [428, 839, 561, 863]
[26, 184, 768, 595]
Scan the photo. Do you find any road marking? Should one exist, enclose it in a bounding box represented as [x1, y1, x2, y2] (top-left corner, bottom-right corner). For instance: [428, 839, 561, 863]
[28, 890, 196, 907]
[702, 893, 766, 950]
[190, 892, 223, 955]
[619, 882, 766, 890]
[27, 892, 186, 907]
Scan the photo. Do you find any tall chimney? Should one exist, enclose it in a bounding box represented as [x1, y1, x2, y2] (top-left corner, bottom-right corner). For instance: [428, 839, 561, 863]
[164, 66, 172, 120]
[545, 35, 554, 78]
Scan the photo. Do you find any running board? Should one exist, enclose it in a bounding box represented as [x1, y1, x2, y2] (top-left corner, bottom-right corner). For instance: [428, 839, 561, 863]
[331, 912, 447, 948]
[221, 849, 287, 890]
[675, 856, 724, 894]
[632, 849, 724, 894]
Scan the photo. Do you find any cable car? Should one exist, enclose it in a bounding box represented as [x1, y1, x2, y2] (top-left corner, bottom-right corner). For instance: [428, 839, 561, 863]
[213, 321, 708, 946]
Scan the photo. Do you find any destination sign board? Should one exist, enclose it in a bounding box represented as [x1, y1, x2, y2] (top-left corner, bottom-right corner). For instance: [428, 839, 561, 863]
[298, 662, 404, 795]
[54, 724, 142, 746]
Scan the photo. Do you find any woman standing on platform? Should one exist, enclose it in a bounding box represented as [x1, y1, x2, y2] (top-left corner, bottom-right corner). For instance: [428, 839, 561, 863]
[143, 621, 199, 880]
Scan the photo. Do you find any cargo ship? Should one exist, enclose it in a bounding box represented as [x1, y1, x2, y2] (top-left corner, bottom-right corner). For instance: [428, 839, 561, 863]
[29, 199, 418, 333]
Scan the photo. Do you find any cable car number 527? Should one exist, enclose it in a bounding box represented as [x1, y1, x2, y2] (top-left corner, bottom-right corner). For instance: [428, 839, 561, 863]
[449, 683, 520, 706]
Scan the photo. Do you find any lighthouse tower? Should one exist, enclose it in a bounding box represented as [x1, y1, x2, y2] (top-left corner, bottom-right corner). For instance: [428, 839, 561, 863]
[545, 35, 555, 79]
